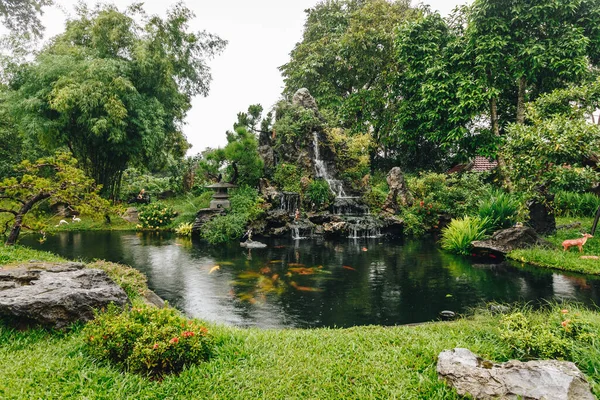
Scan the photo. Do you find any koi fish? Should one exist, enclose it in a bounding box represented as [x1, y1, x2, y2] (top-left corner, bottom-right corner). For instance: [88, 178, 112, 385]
[287, 263, 305, 267]
[209, 265, 220, 274]
[361, 247, 368, 252]
[269, 260, 283, 264]
[290, 281, 323, 292]
[271, 274, 279, 281]
[342, 266, 356, 271]
[288, 267, 316, 275]
[260, 267, 272, 274]
[274, 245, 286, 249]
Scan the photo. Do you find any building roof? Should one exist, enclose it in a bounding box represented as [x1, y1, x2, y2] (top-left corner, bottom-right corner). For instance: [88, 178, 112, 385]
[447, 156, 498, 174]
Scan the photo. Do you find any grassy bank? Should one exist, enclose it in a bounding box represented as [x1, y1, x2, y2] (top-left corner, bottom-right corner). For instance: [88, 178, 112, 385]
[508, 218, 600, 275]
[0, 305, 597, 399]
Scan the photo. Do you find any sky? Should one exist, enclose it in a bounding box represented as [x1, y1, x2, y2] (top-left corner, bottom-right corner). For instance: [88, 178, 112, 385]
[37, 0, 469, 155]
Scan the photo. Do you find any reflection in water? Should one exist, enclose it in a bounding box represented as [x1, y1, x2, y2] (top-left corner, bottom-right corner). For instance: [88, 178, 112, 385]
[21, 231, 600, 329]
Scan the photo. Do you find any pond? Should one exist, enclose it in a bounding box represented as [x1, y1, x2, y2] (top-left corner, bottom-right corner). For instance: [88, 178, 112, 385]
[21, 231, 600, 329]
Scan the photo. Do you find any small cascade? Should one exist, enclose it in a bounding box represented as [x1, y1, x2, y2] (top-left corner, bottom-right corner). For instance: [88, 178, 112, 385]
[313, 132, 347, 197]
[332, 197, 369, 216]
[346, 217, 383, 239]
[291, 224, 313, 240]
[280, 192, 300, 214]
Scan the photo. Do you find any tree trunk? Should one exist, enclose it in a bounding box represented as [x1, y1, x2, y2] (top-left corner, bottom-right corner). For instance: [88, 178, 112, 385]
[5, 193, 50, 245]
[490, 96, 500, 137]
[516, 75, 527, 124]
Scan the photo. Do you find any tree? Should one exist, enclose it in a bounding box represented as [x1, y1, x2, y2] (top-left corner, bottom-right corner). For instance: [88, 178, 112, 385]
[7, 2, 226, 198]
[0, 152, 108, 245]
[279, 0, 415, 168]
[502, 82, 600, 232]
[0, 0, 52, 38]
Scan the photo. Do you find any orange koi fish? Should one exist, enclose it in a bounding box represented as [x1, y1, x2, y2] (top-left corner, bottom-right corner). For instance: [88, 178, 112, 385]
[342, 266, 356, 271]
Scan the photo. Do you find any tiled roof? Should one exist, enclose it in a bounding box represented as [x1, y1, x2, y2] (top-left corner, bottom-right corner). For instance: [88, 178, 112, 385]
[471, 156, 498, 172]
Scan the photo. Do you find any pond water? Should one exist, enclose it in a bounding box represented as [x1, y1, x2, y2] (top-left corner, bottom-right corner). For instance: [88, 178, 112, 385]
[21, 231, 600, 329]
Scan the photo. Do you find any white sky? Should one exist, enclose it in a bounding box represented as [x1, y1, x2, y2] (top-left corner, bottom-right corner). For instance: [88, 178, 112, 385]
[35, 0, 469, 155]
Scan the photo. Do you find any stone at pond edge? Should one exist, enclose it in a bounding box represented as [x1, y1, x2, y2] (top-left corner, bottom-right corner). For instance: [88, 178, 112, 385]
[0, 263, 128, 329]
[471, 226, 551, 255]
[437, 348, 594, 400]
[122, 207, 140, 224]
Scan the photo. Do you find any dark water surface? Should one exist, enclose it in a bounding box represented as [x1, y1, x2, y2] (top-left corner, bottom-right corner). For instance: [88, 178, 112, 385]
[21, 231, 600, 328]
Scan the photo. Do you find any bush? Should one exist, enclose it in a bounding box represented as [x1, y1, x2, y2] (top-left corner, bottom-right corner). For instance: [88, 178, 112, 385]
[83, 304, 213, 377]
[137, 203, 177, 230]
[499, 307, 597, 360]
[305, 179, 334, 210]
[273, 163, 302, 193]
[201, 186, 264, 244]
[175, 222, 193, 237]
[555, 191, 600, 218]
[440, 216, 489, 255]
[478, 190, 520, 232]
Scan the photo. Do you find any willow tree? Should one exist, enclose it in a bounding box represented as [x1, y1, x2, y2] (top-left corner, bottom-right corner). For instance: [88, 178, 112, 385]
[7, 2, 226, 198]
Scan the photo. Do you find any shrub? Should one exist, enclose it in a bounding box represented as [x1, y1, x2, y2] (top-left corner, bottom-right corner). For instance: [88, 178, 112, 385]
[83, 304, 213, 377]
[305, 179, 334, 210]
[554, 191, 600, 218]
[201, 186, 264, 244]
[362, 186, 388, 214]
[175, 222, 193, 237]
[273, 163, 302, 193]
[137, 203, 177, 230]
[499, 307, 597, 360]
[478, 190, 520, 233]
[440, 216, 489, 255]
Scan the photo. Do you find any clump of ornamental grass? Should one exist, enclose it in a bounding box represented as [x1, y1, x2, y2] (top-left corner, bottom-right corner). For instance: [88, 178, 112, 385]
[440, 216, 489, 255]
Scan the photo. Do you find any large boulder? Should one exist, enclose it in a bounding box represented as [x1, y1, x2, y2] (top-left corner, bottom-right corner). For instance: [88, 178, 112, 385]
[472, 226, 551, 255]
[382, 167, 412, 213]
[292, 88, 320, 115]
[437, 348, 594, 400]
[0, 262, 128, 329]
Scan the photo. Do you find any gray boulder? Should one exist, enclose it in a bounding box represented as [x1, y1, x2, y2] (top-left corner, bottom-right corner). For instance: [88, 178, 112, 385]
[472, 226, 551, 255]
[437, 348, 594, 400]
[382, 167, 412, 213]
[0, 262, 128, 329]
[292, 88, 320, 114]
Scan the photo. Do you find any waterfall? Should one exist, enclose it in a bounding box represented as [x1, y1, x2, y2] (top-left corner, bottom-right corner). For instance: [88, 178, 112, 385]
[291, 224, 313, 240]
[347, 217, 383, 239]
[280, 192, 300, 214]
[313, 132, 347, 197]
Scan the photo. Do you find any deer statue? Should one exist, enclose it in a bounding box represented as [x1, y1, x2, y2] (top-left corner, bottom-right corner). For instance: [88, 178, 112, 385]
[562, 233, 593, 252]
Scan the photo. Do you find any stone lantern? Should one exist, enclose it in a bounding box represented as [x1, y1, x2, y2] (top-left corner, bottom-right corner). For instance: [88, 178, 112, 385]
[206, 182, 238, 209]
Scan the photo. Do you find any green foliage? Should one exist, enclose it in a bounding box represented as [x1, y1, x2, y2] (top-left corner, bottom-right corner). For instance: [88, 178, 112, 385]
[478, 190, 520, 232]
[272, 101, 323, 160]
[119, 168, 177, 200]
[0, 0, 52, 38]
[83, 304, 213, 377]
[224, 127, 264, 187]
[555, 192, 600, 218]
[440, 216, 489, 255]
[137, 203, 177, 230]
[362, 186, 388, 215]
[0, 243, 64, 265]
[272, 163, 302, 193]
[305, 179, 335, 211]
[7, 3, 226, 197]
[327, 128, 371, 186]
[87, 261, 147, 299]
[500, 307, 597, 360]
[175, 222, 193, 237]
[201, 187, 264, 244]
[0, 152, 109, 245]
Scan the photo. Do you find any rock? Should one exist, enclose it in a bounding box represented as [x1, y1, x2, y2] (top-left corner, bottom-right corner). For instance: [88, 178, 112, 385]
[437, 348, 594, 400]
[488, 304, 511, 314]
[259, 178, 280, 203]
[527, 191, 556, 234]
[439, 310, 456, 320]
[0, 263, 128, 329]
[192, 208, 226, 235]
[323, 221, 347, 236]
[240, 241, 267, 249]
[381, 215, 404, 236]
[472, 226, 551, 255]
[143, 290, 165, 308]
[292, 88, 320, 115]
[382, 167, 412, 213]
[258, 145, 275, 171]
[121, 207, 140, 224]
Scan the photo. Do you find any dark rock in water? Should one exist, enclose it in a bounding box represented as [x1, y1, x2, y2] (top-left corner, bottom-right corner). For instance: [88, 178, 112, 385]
[472, 226, 551, 255]
[240, 241, 267, 249]
[192, 208, 226, 235]
[440, 310, 456, 320]
[308, 212, 336, 225]
[381, 215, 404, 236]
[0, 263, 128, 329]
[437, 348, 595, 400]
[323, 221, 347, 237]
[331, 197, 369, 215]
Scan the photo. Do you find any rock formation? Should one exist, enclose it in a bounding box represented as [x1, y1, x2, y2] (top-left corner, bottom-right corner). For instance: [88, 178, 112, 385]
[471, 226, 551, 255]
[0, 262, 128, 329]
[382, 167, 412, 213]
[437, 348, 594, 400]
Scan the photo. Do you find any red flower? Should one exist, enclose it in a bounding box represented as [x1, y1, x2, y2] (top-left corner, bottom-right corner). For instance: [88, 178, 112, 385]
[153, 343, 159, 349]
[561, 320, 570, 328]
[419, 201, 424, 207]
[200, 327, 209, 335]
[182, 331, 195, 338]
[170, 337, 179, 344]
[561, 309, 569, 314]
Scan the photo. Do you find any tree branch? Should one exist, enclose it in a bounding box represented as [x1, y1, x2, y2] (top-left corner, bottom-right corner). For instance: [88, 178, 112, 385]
[0, 196, 25, 205]
[0, 208, 18, 216]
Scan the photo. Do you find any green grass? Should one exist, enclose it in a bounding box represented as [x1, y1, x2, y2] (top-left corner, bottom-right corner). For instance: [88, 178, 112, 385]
[508, 218, 600, 275]
[0, 305, 598, 399]
[0, 244, 65, 265]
